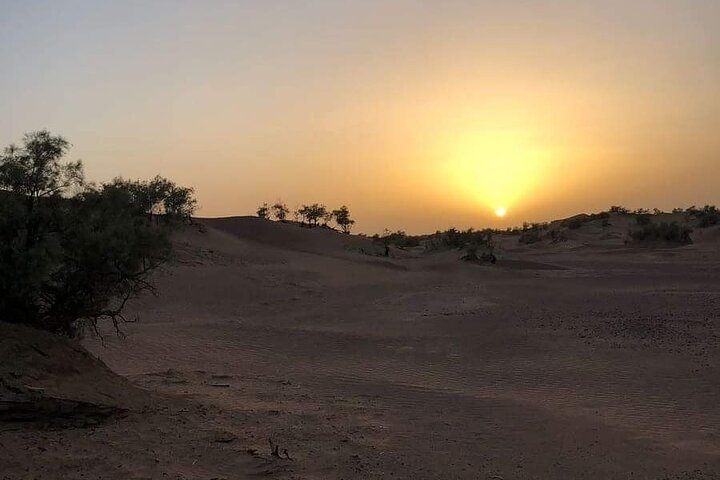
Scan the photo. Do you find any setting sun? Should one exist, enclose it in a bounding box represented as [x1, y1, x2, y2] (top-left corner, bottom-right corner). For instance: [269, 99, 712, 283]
[439, 128, 559, 219]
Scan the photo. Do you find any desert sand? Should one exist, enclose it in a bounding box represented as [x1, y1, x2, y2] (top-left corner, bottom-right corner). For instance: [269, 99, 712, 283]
[2, 214, 720, 479]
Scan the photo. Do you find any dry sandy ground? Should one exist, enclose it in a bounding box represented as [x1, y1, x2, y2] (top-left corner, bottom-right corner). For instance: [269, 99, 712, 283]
[2, 215, 720, 479]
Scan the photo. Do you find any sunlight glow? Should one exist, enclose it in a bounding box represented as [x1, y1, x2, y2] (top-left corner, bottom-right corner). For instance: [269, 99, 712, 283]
[442, 129, 556, 214]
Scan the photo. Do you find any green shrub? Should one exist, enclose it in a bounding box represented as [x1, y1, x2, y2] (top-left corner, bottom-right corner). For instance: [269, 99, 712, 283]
[628, 222, 692, 246]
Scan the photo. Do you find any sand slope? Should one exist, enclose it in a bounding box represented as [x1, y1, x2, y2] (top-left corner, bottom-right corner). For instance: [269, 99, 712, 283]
[4, 217, 720, 479]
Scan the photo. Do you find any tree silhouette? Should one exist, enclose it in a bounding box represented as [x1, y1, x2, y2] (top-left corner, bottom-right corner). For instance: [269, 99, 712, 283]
[256, 202, 269, 219]
[271, 202, 289, 221]
[298, 203, 327, 227]
[332, 205, 355, 234]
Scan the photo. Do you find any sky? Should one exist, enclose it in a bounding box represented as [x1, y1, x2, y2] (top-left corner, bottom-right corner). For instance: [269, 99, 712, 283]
[1, 0, 719, 234]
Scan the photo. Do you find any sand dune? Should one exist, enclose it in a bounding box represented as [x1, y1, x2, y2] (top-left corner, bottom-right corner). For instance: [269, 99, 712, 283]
[3, 216, 720, 479]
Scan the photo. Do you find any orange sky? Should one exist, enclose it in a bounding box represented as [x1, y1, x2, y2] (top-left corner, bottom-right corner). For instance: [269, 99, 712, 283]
[2, 1, 719, 233]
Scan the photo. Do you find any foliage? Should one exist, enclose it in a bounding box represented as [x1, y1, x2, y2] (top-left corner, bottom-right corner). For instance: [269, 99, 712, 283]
[518, 229, 542, 244]
[0, 131, 195, 337]
[375, 230, 411, 247]
[256, 203, 269, 219]
[610, 205, 630, 214]
[687, 205, 719, 228]
[422, 227, 493, 251]
[628, 222, 692, 246]
[271, 202, 289, 221]
[297, 203, 328, 227]
[331, 205, 355, 234]
[518, 223, 543, 244]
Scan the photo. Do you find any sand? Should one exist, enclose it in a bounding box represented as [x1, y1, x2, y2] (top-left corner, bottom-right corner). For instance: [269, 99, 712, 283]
[2, 215, 719, 479]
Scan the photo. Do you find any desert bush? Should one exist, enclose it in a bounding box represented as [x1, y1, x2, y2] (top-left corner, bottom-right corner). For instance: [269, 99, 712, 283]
[429, 228, 492, 250]
[688, 205, 719, 228]
[518, 222, 543, 244]
[256, 203, 269, 219]
[0, 131, 196, 337]
[628, 222, 692, 246]
[271, 202, 289, 221]
[610, 205, 630, 214]
[377, 230, 410, 247]
[518, 229, 542, 244]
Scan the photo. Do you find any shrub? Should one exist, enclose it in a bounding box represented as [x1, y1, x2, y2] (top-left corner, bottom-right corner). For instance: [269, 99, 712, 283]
[271, 202, 289, 221]
[628, 222, 692, 246]
[0, 131, 195, 337]
[518, 229, 542, 244]
[256, 203, 269, 219]
[689, 205, 719, 228]
[433, 228, 492, 250]
[518, 222, 543, 244]
[378, 230, 410, 247]
[610, 205, 630, 214]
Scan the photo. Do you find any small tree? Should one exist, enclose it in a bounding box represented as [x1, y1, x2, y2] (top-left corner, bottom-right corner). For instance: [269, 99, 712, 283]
[0, 131, 196, 337]
[256, 202, 269, 219]
[271, 202, 289, 221]
[332, 205, 355, 234]
[298, 203, 327, 227]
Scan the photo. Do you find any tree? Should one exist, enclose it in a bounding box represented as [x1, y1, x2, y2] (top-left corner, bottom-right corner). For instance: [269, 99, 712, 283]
[256, 202, 269, 219]
[332, 205, 355, 234]
[298, 203, 327, 227]
[0, 131, 196, 337]
[271, 202, 289, 221]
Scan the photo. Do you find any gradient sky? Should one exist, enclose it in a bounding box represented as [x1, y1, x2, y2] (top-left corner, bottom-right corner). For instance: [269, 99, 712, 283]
[2, 0, 719, 233]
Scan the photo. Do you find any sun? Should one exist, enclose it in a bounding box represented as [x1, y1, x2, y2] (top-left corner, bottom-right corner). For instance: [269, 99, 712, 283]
[440, 129, 552, 216]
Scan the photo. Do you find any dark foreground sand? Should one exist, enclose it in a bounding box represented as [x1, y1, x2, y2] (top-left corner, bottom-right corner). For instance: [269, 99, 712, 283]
[2, 216, 720, 479]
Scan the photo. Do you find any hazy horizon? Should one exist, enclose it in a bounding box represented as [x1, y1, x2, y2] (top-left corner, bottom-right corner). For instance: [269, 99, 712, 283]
[2, 0, 719, 234]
